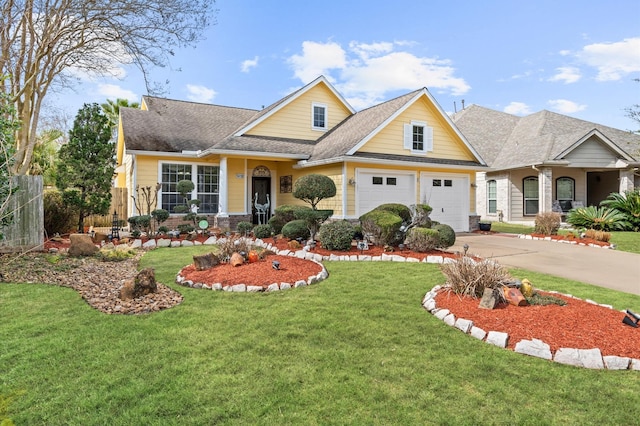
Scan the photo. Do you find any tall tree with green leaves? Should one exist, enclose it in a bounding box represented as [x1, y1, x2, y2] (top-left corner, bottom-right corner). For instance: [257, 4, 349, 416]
[0, 76, 19, 238]
[56, 103, 114, 233]
[1, 0, 216, 175]
[101, 98, 140, 132]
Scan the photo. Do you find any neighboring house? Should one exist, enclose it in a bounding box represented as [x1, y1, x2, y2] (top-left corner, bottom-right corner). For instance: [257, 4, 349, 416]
[115, 76, 487, 232]
[452, 105, 640, 223]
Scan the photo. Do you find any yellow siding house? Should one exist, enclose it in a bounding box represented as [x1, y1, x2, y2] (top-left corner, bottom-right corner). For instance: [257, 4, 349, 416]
[116, 76, 487, 231]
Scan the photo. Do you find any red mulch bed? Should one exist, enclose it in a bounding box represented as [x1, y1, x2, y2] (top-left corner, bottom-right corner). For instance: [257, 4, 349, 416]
[179, 255, 324, 288]
[435, 289, 640, 358]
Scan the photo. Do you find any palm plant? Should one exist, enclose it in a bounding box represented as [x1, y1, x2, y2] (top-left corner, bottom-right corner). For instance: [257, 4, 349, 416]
[600, 189, 640, 231]
[566, 205, 630, 231]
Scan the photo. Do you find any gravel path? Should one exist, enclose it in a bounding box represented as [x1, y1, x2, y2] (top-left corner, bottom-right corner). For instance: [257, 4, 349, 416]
[0, 252, 183, 315]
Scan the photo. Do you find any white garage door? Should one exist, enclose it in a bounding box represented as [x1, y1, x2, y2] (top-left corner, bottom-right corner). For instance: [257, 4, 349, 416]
[357, 170, 415, 215]
[421, 173, 469, 232]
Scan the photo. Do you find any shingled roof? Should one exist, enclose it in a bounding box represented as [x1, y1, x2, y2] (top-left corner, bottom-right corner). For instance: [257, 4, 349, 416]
[452, 105, 640, 170]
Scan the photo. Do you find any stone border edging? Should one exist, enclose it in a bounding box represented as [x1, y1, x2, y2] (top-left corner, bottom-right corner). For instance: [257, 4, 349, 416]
[517, 234, 615, 249]
[422, 285, 640, 370]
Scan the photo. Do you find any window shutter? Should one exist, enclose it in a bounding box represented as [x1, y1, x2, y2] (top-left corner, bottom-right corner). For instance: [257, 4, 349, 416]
[403, 124, 412, 150]
[425, 126, 434, 151]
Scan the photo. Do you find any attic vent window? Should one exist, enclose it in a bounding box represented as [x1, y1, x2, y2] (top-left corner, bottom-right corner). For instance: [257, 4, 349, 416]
[312, 102, 327, 131]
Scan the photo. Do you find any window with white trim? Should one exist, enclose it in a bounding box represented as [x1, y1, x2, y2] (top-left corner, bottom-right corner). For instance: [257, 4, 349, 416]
[523, 176, 539, 215]
[160, 163, 220, 214]
[487, 180, 497, 214]
[312, 102, 327, 130]
[403, 121, 433, 153]
[555, 177, 574, 212]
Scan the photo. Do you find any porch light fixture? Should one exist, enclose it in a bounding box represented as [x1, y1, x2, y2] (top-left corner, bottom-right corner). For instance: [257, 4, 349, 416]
[348, 177, 356, 186]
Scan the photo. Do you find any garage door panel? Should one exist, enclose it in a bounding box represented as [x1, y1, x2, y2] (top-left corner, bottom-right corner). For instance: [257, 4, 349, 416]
[357, 171, 414, 215]
[421, 174, 469, 232]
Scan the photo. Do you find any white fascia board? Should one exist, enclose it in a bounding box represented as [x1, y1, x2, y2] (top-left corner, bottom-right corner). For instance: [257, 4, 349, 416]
[294, 155, 489, 171]
[125, 149, 201, 158]
[201, 149, 309, 160]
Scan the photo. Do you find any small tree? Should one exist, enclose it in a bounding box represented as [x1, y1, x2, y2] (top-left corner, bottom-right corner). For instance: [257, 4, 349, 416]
[0, 79, 19, 237]
[173, 179, 204, 232]
[56, 103, 114, 233]
[293, 174, 336, 241]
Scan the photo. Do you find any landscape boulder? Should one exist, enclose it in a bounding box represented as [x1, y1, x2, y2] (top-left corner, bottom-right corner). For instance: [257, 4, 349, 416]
[193, 252, 220, 270]
[119, 268, 157, 300]
[68, 233, 99, 257]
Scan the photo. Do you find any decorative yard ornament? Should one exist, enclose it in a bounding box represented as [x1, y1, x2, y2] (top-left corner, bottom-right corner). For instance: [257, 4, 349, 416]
[622, 309, 640, 328]
[272, 260, 280, 270]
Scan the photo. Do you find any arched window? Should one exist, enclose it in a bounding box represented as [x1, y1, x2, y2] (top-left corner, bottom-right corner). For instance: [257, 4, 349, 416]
[556, 177, 575, 212]
[523, 177, 538, 215]
[487, 180, 497, 214]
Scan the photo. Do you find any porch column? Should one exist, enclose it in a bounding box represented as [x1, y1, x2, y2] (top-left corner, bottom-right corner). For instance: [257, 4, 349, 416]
[619, 169, 634, 193]
[538, 167, 553, 213]
[218, 157, 228, 217]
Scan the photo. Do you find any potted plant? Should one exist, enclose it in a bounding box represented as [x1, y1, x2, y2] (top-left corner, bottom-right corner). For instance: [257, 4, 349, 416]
[478, 221, 492, 232]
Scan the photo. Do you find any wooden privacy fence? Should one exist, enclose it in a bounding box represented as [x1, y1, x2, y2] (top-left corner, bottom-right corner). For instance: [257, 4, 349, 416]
[0, 175, 44, 252]
[85, 187, 128, 227]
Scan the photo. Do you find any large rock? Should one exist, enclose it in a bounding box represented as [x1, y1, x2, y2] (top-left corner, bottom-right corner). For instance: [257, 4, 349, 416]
[193, 252, 220, 270]
[68, 233, 99, 257]
[119, 268, 158, 300]
[479, 287, 499, 309]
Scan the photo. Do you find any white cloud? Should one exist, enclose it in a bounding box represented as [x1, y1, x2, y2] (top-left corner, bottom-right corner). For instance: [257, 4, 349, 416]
[287, 41, 347, 83]
[96, 84, 138, 102]
[578, 37, 640, 81]
[241, 56, 259, 73]
[287, 40, 470, 108]
[548, 67, 582, 84]
[548, 99, 587, 114]
[186, 84, 217, 103]
[504, 102, 532, 115]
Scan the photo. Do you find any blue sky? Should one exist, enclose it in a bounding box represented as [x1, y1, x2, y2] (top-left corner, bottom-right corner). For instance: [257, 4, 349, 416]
[53, 0, 640, 131]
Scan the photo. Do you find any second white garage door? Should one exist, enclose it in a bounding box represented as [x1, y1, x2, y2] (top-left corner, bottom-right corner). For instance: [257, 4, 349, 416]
[357, 170, 415, 216]
[420, 173, 469, 232]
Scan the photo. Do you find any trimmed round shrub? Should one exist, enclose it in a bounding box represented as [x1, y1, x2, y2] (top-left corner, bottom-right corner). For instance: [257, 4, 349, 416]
[293, 174, 337, 209]
[404, 227, 440, 252]
[281, 219, 310, 240]
[268, 204, 311, 234]
[433, 223, 456, 248]
[375, 203, 412, 223]
[252, 224, 273, 239]
[359, 209, 403, 246]
[412, 204, 433, 228]
[319, 220, 355, 251]
[236, 221, 253, 235]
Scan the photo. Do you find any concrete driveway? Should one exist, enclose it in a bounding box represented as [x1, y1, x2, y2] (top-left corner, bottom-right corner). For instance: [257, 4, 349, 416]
[449, 233, 640, 296]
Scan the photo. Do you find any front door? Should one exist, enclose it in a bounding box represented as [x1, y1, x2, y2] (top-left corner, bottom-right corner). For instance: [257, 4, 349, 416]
[252, 177, 271, 224]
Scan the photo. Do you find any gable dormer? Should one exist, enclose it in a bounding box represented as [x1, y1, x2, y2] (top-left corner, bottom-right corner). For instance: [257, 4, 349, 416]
[239, 76, 355, 141]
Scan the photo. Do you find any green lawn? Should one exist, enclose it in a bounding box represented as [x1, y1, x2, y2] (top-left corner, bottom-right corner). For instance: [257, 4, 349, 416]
[2, 246, 640, 425]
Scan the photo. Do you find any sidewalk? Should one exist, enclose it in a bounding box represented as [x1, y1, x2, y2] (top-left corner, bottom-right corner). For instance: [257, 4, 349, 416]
[450, 233, 640, 296]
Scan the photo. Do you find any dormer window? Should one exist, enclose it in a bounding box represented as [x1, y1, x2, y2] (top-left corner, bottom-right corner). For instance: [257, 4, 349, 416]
[403, 121, 433, 153]
[312, 102, 327, 131]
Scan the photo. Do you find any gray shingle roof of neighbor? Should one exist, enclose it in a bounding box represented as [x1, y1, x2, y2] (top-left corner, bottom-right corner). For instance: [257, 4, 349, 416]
[122, 96, 259, 152]
[451, 105, 640, 170]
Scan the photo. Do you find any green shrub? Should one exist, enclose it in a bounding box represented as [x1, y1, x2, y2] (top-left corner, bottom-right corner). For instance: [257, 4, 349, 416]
[294, 208, 333, 241]
[268, 205, 311, 234]
[293, 174, 337, 209]
[127, 215, 151, 233]
[359, 209, 403, 246]
[44, 189, 78, 236]
[95, 248, 137, 262]
[252, 224, 273, 239]
[375, 203, 412, 223]
[566, 206, 629, 231]
[526, 292, 567, 306]
[404, 227, 440, 252]
[281, 219, 310, 240]
[534, 212, 561, 235]
[177, 223, 194, 234]
[236, 221, 253, 236]
[433, 223, 456, 248]
[600, 189, 640, 231]
[411, 204, 433, 227]
[319, 220, 355, 251]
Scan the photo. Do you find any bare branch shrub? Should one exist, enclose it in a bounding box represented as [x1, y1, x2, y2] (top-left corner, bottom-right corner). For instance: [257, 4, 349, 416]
[216, 236, 254, 262]
[534, 212, 561, 235]
[440, 256, 512, 299]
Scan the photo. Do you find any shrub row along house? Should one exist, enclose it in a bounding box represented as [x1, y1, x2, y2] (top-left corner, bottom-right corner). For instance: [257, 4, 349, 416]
[115, 76, 487, 232]
[452, 105, 640, 223]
